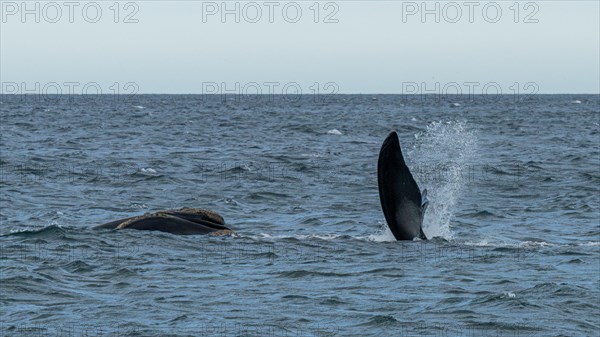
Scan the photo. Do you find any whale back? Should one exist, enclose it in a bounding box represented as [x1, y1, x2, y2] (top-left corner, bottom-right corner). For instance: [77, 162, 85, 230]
[377, 131, 427, 240]
[169, 208, 225, 226]
[93, 207, 229, 234]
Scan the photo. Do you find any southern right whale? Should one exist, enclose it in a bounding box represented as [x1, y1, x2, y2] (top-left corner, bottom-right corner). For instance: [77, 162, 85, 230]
[94, 207, 232, 235]
[377, 131, 429, 240]
[94, 131, 429, 240]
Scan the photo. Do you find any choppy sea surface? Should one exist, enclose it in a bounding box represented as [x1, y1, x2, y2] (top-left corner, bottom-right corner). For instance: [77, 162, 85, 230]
[0, 94, 598, 336]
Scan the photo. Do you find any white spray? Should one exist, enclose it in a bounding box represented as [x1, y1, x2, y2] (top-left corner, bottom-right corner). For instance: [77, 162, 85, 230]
[409, 121, 478, 240]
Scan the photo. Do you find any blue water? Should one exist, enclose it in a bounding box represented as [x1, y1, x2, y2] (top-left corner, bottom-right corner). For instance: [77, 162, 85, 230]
[1, 95, 599, 336]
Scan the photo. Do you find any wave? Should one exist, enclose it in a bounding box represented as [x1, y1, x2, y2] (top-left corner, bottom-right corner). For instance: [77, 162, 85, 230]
[459, 239, 600, 249]
[2, 224, 66, 238]
[244, 233, 345, 241]
[243, 230, 599, 250]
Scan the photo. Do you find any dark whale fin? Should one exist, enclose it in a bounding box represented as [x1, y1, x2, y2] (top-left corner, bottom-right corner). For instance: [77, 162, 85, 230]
[377, 131, 427, 240]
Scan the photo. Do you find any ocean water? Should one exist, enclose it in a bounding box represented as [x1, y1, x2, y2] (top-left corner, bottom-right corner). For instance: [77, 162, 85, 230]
[0, 94, 598, 336]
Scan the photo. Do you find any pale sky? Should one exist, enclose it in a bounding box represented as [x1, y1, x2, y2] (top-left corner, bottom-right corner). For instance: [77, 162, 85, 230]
[1, 1, 599, 94]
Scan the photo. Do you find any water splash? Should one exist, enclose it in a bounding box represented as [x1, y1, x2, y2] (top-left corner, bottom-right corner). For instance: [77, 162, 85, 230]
[366, 222, 396, 242]
[408, 121, 478, 240]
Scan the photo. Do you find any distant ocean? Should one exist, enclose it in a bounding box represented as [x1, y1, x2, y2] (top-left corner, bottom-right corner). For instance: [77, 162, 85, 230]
[1, 94, 598, 336]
